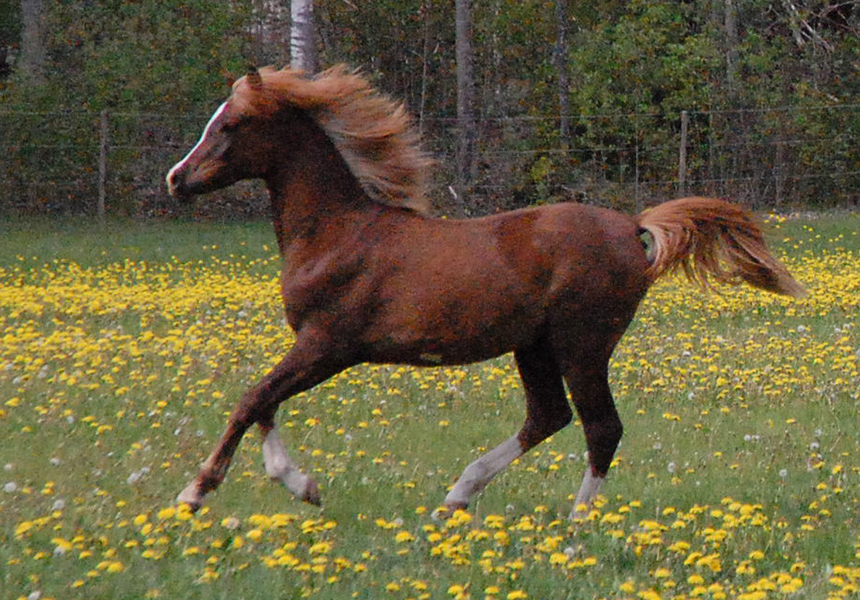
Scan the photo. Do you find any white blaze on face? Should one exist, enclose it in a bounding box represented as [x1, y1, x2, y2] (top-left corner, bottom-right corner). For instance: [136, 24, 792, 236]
[166, 101, 229, 193]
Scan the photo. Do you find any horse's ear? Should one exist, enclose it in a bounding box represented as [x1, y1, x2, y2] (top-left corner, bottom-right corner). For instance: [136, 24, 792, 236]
[246, 65, 263, 90]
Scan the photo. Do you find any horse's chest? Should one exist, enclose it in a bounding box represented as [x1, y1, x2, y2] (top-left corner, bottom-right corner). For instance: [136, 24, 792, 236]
[279, 255, 370, 326]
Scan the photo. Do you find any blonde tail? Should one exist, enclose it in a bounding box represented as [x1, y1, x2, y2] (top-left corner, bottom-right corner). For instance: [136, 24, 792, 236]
[636, 197, 806, 298]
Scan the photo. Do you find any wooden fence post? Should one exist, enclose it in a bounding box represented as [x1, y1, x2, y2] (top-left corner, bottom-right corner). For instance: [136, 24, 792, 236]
[98, 109, 108, 222]
[708, 111, 716, 197]
[775, 140, 784, 206]
[678, 109, 688, 197]
[634, 114, 641, 212]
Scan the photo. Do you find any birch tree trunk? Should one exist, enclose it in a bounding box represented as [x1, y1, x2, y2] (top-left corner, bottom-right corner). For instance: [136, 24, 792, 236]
[455, 0, 476, 214]
[723, 0, 740, 197]
[554, 0, 570, 145]
[290, 0, 317, 73]
[20, 0, 46, 84]
[724, 0, 739, 107]
[418, 2, 432, 137]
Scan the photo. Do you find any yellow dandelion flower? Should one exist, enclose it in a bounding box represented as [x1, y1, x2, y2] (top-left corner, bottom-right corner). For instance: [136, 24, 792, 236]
[103, 561, 124, 573]
[309, 541, 332, 554]
[246, 528, 263, 542]
[395, 530, 414, 543]
[156, 506, 176, 520]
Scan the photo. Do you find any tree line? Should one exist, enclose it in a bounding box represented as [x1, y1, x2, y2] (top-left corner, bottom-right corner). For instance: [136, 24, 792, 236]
[1, 0, 859, 217]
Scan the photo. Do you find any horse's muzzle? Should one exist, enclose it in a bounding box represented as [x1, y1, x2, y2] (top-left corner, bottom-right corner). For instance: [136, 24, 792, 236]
[166, 168, 194, 203]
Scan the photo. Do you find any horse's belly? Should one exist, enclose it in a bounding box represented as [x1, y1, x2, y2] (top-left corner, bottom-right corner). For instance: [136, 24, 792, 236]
[364, 299, 541, 366]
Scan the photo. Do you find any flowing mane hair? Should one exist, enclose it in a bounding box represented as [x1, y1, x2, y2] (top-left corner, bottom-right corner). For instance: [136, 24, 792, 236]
[232, 65, 433, 214]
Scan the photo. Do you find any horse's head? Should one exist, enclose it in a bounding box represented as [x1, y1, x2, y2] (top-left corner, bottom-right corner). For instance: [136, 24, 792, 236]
[166, 67, 288, 201]
[168, 64, 432, 213]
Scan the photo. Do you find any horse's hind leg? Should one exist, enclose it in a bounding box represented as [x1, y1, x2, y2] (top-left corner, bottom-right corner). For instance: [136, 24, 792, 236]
[440, 338, 571, 512]
[177, 334, 344, 511]
[563, 361, 622, 520]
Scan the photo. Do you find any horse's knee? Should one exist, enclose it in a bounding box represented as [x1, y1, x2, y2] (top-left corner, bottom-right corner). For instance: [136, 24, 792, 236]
[255, 404, 278, 430]
[518, 402, 573, 449]
[230, 390, 268, 429]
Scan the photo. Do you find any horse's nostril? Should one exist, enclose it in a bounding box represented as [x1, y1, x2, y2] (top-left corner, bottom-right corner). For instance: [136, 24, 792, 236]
[166, 165, 186, 198]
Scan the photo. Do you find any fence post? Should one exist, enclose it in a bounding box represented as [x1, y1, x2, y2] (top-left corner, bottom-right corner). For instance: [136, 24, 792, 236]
[708, 111, 716, 197]
[775, 140, 784, 206]
[634, 114, 641, 212]
[98, 109, 108, 222]
[678, 109, 688, 197]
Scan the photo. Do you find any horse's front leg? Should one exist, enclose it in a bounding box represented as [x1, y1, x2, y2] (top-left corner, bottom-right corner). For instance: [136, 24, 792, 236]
[259, 421, 320, 505]
[177, 332, 346, 511]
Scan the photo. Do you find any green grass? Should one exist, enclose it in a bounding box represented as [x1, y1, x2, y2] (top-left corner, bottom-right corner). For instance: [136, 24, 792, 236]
[0, 212, 858, 600]
[0, 216, 276, 266]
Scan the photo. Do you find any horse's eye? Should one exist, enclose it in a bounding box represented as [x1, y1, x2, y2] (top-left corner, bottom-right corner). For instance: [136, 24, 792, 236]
[221, 120, 240, 133]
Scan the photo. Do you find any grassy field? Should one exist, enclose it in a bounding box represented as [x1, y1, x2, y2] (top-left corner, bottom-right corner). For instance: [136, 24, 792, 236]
[0, 212, 858, 600]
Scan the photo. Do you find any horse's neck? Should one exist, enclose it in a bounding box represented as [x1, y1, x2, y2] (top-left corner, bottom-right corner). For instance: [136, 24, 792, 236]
[266, 125, 375, 256]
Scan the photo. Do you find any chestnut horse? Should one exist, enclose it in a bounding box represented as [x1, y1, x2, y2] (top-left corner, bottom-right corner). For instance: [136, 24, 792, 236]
[167, 65, 805, 518]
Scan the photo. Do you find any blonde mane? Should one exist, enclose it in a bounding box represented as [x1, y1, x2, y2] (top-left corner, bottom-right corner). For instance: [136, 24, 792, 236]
[232, 65, 433, 214]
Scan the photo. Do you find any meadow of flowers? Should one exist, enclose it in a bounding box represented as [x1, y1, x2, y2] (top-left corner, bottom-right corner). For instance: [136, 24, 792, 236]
[0, 214, 858, 600]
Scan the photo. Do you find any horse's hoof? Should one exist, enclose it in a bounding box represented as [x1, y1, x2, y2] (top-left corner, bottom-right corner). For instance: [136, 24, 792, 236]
[177, 500, 201, 513]
[569, 504, 592, 522]
[176, 483, 203, 512]
[430, 507, 447, 522]
[431, 502, 467, 522]
[302, 479, 321, 506]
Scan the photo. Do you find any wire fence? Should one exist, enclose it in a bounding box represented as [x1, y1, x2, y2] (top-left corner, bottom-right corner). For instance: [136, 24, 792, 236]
[1, 102, 858, 217]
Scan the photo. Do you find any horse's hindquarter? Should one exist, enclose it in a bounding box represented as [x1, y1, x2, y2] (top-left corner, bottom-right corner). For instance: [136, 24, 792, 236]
[539, 204, 652, 325]
[361, 203, 651, 365]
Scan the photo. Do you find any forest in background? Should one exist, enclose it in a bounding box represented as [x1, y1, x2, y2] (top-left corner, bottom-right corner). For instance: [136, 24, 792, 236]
[1, 0, 859, 217]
